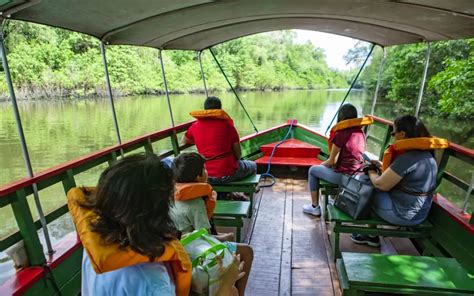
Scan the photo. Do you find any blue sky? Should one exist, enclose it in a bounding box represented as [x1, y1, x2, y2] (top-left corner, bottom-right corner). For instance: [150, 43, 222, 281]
[294, 30, 362, 70]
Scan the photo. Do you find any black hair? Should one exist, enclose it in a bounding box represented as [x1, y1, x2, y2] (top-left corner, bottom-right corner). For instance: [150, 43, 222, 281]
[82, 153, 176, 261]
[337, 103, 358, 122]
[204, 96, 222, 110]
[394, 115, 431, 138]
[172, 152, 206, 183]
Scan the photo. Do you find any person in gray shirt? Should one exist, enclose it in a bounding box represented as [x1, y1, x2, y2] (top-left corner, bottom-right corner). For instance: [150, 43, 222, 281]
[352, 115, 438, 246]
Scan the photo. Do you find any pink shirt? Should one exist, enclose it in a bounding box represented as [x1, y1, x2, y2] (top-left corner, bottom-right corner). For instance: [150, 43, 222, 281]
[331, 127, 366, 174]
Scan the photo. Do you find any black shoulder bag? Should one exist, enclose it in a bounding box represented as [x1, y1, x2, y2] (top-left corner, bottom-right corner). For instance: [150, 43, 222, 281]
[334, 173, 375, 220]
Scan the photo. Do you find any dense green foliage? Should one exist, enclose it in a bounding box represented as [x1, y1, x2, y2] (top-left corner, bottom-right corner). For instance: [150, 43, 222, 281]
[0, 22, 347, 99]
[350, 39, 474, 119]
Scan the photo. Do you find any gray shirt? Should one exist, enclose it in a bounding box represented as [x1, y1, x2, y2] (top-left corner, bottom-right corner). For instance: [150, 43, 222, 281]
[389, 150, 437, 221]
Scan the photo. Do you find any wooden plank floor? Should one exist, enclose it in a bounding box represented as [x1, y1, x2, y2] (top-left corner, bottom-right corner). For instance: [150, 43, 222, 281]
[238, 176, 419, 296]
[243, 177, 336, 296]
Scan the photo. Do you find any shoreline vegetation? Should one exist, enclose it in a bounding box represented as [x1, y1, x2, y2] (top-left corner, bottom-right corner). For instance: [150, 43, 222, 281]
[0, 21, 472, 119]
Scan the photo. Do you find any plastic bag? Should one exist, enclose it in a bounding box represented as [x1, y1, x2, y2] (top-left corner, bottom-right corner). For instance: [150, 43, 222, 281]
[181, 228, 234, 295]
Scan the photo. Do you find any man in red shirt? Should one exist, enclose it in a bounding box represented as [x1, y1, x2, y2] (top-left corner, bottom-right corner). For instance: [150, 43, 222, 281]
[181, 97, 256, 185]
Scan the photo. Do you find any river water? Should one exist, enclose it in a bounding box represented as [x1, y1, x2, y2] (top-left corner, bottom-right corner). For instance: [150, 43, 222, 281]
[0, 90, 472, 282]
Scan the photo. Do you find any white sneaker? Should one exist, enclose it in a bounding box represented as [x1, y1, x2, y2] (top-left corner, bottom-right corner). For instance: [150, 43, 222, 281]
[302, 204, 321, 216]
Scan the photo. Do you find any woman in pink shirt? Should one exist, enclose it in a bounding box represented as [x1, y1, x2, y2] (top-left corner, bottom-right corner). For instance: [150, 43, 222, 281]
[303, 104, 366, 216]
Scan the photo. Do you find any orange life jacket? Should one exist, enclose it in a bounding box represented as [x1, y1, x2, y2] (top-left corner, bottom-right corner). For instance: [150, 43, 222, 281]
[174, 183, 216, 218]
[381, 137, 450, 172]
[328, 117, 374, 152]
[67, 188, 192, 296]
[189, 109, 234, 125]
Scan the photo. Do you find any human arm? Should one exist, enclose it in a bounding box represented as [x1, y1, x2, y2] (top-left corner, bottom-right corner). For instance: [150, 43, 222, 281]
[321, 145, 341, 167]
[232, 142, 242, 160]
[368, 168, 402, 191]
[181, 134, 194, 145]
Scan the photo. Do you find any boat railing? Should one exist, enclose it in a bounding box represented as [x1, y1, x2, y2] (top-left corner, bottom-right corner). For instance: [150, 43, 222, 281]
[0, 121, 194, 267]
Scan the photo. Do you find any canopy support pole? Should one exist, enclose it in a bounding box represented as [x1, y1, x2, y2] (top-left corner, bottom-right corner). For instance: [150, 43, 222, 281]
[325, 43, 375, 135]
[197, 51, 209, 98]
[209, 47, 258, 133]
[158, 50, 176, 128]
[100, 42, 123, 150]
[415, 42, 431, 117]
[370, 47, 386, 115]
[0, 28, 54, 255]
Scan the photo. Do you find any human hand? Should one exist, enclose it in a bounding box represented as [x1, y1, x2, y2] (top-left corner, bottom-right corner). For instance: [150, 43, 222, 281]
[321, 160, 331, 168]
[213, 232, 235, 242]
[371, 160, 382, 168]
[214, 254, 245, 296]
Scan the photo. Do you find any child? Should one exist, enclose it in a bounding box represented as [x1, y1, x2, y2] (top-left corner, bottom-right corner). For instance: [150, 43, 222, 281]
[171, 152, 254, 296]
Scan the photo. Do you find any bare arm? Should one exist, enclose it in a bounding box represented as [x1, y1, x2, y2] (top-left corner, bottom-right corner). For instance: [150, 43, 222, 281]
[232, 142, 241, 160]
[181, 134, 193, 145]
[321, 145, 341, 167]
[368, 168, 403, 191]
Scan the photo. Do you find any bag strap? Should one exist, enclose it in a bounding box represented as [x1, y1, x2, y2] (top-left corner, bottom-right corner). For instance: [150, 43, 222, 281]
[181, 228, 208, 246]
[192, 244, 228, 268]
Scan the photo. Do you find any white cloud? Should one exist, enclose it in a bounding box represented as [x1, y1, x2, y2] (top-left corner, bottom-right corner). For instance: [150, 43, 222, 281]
[293, 30, 362, 70]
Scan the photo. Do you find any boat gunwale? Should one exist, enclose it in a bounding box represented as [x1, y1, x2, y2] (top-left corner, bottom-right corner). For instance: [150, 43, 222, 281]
[0, 121, 194, 197]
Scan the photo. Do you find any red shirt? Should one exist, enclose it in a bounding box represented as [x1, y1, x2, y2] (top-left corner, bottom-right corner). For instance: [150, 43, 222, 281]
[185, 119, 239, 178]
[331, 127, 366, 174]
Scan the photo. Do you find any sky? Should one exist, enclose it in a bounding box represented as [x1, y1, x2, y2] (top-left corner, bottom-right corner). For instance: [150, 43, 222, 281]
[293, 30, 361, 70]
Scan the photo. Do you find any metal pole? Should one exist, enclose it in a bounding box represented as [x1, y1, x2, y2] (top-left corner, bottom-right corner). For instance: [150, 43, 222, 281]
[370, 47, 386, 115]
[209, 47, 258, 133]
[0, 30, 54, 255]
[325, 43, 375, 135]
[415, 42, 431, 117]
[100, 42, 122, 146]
[462, 173, 473, 214]
[197, 51, 209, 98]
[158, 50, 176, 128]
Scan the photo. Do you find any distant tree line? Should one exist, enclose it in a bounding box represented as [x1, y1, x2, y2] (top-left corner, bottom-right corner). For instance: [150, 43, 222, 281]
[0, 22, 347, 100]
[345, 39, 473, 119]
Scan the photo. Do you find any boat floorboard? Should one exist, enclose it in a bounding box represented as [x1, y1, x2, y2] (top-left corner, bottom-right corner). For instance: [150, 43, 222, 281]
[215, 176, 420, 296]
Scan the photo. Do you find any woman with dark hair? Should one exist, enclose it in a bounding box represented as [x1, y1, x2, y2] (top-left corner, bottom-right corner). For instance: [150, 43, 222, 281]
[351, 115, 449, 246]
[303, 103, 373, 216]
[67, 153, 192, 296]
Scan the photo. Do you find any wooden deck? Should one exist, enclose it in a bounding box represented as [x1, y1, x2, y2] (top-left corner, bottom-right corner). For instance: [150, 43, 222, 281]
[226, 176, 420, 296]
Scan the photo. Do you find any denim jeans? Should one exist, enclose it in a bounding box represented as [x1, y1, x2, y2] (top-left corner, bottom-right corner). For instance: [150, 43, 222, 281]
[308, 165, 343, 192]
[372, 190, 426, 226]
[208, 160, 257, 184]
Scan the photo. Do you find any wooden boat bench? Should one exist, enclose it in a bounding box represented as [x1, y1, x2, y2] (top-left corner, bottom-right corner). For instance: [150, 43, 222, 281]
[213, 200, 251, 242]
[327, 204, 433, 260]
[337, 252, 474, 295]
[211, 173, 261, 217]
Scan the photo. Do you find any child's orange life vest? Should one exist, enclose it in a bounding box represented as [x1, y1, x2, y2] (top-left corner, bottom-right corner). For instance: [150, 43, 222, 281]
[174, 183, 216, 218]
[381, 137, 449, 172]
[67, 188, 192, 296]
[328, 117, 374, 153]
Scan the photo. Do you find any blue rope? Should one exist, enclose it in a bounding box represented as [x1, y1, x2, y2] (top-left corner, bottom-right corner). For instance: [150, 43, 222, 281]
[259, 120, 296, 188]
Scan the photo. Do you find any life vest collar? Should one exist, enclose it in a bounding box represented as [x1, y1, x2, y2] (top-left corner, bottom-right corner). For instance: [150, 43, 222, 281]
[174, 183, 216, 218]
[67, 187, 192, 296]
[328, 116, 373, 152]
[189, 109, 233, 122]
[381, 137, 449, 172]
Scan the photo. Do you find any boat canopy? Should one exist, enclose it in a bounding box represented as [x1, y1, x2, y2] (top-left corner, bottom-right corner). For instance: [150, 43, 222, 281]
[0, 0, 473, 49]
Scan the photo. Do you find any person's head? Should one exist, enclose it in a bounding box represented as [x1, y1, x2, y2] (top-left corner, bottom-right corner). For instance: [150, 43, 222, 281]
[337, 103, 358, 122]
[88, 153, 176, 260]
[204, 96, 222, 110]
[172, 152, 207, 183]
[392, 115, 431, 140]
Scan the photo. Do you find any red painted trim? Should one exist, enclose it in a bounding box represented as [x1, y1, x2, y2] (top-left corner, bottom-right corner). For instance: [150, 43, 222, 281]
[294, 123, 328, 139]
[433, 194, 474, 234]
[366, 114, 394, 126]
[0, 121, 194, 198]
[0, 267, 45, 296]
[449, 142, 474, 157]
[0, 232, 83, 295]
